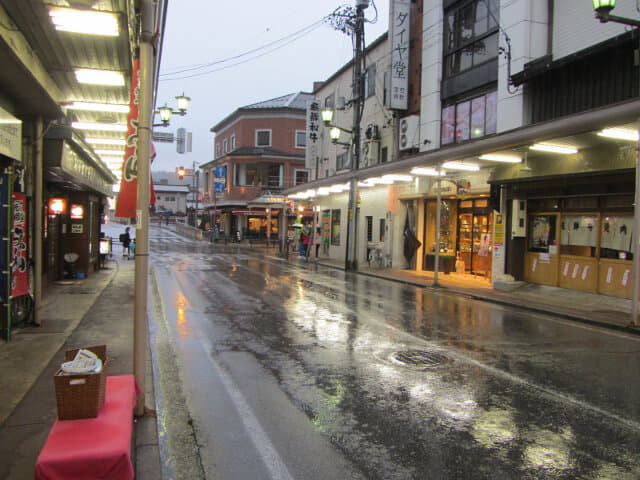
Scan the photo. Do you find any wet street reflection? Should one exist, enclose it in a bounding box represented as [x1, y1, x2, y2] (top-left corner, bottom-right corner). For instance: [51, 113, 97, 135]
[150, 229, 640, 479]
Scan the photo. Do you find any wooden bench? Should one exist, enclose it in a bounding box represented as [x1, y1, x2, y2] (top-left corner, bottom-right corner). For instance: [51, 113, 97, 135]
[35, 375, 139, 480]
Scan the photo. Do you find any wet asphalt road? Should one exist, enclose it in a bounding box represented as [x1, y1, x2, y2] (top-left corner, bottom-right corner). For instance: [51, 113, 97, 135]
[148, 227, 640, 479]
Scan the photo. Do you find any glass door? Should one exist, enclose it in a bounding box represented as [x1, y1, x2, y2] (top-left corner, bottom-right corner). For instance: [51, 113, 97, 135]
[472, 213, 492, 275]
[458, 213, 472, 273]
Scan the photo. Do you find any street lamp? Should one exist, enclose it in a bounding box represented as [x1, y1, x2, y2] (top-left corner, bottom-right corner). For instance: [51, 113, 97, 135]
[591, 0, 640, 326]
[154, 93, 191, 127]
[322, 108, 353, 146]
[593, 0, 640, 25]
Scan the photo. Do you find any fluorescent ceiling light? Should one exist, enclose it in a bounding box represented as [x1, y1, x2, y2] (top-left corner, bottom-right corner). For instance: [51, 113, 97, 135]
[383, 174, 413, 182]
[86, 138, 126, 145]
[358, 180, 375, 187]
[49, 7, 119, 36]
[529, 143, 578, 154]
[442, 161, 480, 171]
[75, 69, 125, 86]
[66, 102, 129, 113]
[73, 122, 127, 132]
[479, 154, 522, 163]
[316, 187, 330, 196]
[411, 167, 445, 176]
[328, 184, 346, 192]
[94, 150, 124, 156]
[598, 128, 638, 141]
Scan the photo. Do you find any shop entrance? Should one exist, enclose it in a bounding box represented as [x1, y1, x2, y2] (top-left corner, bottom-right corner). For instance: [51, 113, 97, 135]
[423, 197, 493, 277]
[457, 198, 492, 276]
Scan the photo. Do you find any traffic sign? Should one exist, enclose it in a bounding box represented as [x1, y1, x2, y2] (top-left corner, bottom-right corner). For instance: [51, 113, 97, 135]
[214, 183, 225, 193]
[215, 166, 226, 177]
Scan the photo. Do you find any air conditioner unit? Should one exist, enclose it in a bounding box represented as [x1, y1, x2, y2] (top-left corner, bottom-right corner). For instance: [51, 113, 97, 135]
[365, 124, 380, 140]
[399, 115, 420, 151]
[362, 141, 380, 168]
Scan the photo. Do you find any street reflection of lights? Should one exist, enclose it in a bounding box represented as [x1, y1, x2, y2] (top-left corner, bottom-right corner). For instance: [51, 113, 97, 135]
[523, 426, 573, 471]
[436, 397, 477, 422]
[471, 408, 517, 447]
[175, 293, 191, 337]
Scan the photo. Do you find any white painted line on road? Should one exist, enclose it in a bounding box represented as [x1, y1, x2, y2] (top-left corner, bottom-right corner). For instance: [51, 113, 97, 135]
[199, 337, 295, 480]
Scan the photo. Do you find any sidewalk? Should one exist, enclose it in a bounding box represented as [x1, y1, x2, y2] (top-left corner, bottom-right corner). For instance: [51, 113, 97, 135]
[312, 256, 639, 334]
[0, 255, 160, 479]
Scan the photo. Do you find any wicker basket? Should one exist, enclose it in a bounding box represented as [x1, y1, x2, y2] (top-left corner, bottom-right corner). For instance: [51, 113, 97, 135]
[54, 345, 107, 420]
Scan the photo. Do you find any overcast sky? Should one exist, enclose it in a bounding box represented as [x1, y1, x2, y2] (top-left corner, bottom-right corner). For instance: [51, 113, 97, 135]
[152, 0, 389, 173]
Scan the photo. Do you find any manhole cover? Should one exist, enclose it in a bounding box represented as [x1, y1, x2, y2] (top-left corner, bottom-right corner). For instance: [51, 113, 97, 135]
[391, 350, 449, 369]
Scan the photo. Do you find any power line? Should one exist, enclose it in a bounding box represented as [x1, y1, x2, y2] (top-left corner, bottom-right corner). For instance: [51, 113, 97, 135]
[160, 16, 329, 78]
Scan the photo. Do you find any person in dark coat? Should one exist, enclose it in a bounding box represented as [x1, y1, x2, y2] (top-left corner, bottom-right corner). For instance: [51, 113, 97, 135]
[119, 227, 131, 257]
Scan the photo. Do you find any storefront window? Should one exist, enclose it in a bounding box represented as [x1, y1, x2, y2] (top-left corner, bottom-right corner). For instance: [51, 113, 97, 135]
[601, 215, 633, 260]
[529, 215, 557, 252]
[331, 209, 340, 245]
[560, 215, 598, 257]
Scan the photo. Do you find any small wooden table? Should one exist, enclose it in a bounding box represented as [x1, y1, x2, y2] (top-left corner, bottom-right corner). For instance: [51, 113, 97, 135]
[35, 375, 139, 480]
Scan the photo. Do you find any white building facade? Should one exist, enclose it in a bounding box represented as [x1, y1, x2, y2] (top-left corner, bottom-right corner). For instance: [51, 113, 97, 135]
[290, 0, 640, 299]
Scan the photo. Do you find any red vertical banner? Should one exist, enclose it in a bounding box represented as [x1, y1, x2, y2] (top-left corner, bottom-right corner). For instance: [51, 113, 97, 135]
[11, 192, 28, 298]
[115, 58, 156, 218]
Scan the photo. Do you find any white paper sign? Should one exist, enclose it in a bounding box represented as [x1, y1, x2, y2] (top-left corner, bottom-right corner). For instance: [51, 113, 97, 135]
[532, 258, 538, 272]
[581, 265, 590, 281]
[623, 269, 630, 287]
[572, 264, 580, 279]
[563, 262, 570, 277]
[606, 267, 613, 284]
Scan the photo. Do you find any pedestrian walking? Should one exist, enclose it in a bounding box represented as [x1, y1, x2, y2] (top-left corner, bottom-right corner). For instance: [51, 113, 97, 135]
[315, 227, 322, 258]
[300, 223, 311, 258]
[119, 227, 131, 257]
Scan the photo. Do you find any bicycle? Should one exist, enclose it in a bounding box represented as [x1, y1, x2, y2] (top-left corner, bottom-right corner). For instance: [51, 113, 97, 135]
[367, 242, 390, 269]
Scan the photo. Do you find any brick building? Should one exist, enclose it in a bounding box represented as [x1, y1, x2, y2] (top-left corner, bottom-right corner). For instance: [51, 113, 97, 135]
[201, 92, 313, 239]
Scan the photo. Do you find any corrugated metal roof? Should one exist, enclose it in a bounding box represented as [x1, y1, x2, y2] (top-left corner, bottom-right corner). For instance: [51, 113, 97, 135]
[242, 92, 314, 111]
[211, 91, 313, 132]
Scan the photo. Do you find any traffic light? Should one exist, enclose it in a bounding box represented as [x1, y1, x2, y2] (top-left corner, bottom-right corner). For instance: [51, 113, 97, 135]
[177, 166, 185, 179]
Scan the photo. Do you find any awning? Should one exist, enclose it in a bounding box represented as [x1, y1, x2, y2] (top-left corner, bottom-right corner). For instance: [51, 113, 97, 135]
[232, 209, 280, 216]
[44, 126, 117, 196]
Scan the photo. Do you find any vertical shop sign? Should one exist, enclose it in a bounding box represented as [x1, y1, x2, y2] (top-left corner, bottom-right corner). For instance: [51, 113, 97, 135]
[306, 99, 320, 170]
[11, 192, 28, 297]
[0, 173, 7, 303]
[115, 58, 156, 218]
[390, 0, 410, 110]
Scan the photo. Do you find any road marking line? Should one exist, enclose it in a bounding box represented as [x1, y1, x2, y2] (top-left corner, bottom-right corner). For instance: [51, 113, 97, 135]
[200, 336, 295, 480]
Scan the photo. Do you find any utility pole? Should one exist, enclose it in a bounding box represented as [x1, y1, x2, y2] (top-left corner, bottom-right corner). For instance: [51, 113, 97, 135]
[345, 0, 368, 270]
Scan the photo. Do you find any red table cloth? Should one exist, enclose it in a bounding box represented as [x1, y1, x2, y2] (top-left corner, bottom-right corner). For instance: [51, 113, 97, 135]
[35, 375, 140, 480]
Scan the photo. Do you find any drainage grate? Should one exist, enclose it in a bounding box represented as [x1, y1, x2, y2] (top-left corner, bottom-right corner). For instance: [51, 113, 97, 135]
[391, 350, 449, 369]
